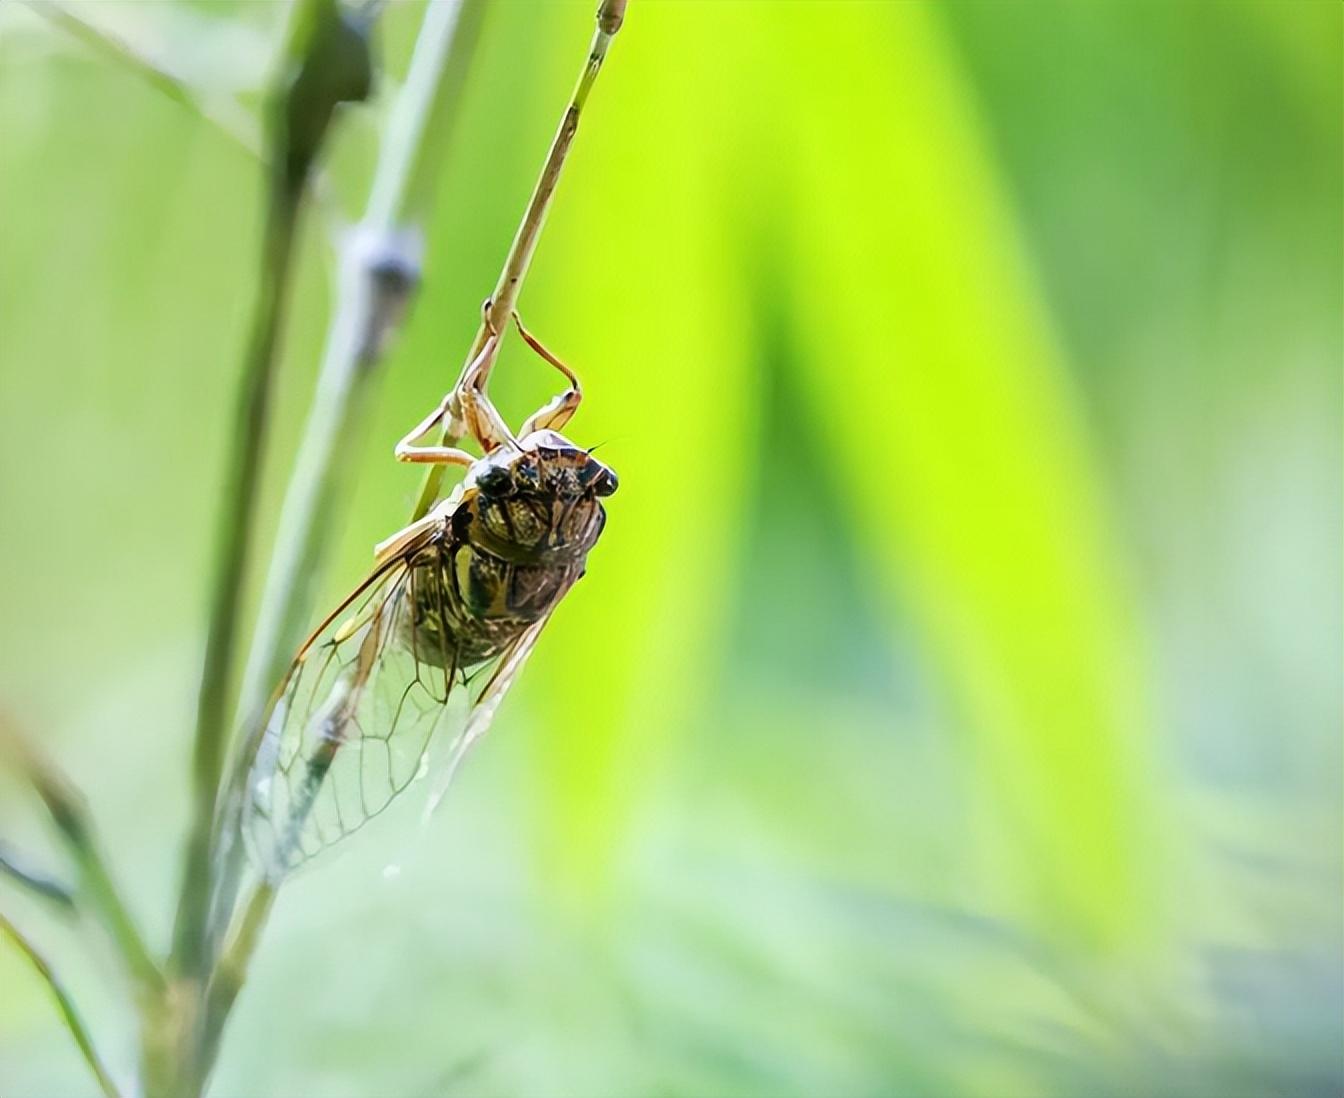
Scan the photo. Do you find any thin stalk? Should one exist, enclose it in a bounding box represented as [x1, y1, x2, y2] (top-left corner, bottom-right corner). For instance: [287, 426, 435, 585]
[211, 0, 486, 948]
[241, 0, 485, 709]
[206, 0, 630, 1064]
[0, 911, 123, 1098]
[197, 883, 276, 1077]
[231, 0, 486, 825]
[170, 0, 372, 984]
[172, 170, 305, 982]
[29, 0, 355, 234]
[173, 1, 485, 1083]
[409, 0, 629, 521]
[23, 0, 345, 237]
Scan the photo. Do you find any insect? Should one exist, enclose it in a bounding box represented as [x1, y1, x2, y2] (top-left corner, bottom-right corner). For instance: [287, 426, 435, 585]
[243, 310, 616, 878]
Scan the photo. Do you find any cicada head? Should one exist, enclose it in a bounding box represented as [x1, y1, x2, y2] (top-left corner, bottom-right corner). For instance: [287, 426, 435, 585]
[469, 430, 617, 501]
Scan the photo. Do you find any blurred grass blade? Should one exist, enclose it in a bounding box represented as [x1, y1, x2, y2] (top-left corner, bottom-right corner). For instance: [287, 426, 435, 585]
[517, 2, 1162, 948]
[517, 5, 756, 912]
[0, 912, 122, 1098]
[772, 5, 1160, 946]
[22, 0, 263, 157]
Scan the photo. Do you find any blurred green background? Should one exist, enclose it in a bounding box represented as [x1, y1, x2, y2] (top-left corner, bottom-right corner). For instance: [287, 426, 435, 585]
[0, 1, 1339, 1095]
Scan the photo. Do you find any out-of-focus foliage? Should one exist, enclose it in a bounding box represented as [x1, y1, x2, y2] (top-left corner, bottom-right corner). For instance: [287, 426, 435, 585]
[0, 2, 1338, 1096]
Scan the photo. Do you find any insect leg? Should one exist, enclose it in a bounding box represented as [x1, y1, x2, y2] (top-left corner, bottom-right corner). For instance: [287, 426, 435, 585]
[394, 299, 526, 459]
[453, 311, 522, 453]
[394, 441, 477, 466]
[394, 383, 479, 466]
[457, 358, 518, 455]
[395, 317, 512, 461]
[512, 311, 583, 435]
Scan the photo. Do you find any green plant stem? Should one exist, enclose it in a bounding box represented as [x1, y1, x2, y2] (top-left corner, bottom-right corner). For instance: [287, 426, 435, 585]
[243, 0, 486, 699]
[27, 0, 345, 234]
[169, 0, 375, 988]
[232, 0, 486, 819]
[203, 0, 629, 1072]
[171, 172, 304, 984]
[198, 883, 276, 1079]
[174, 0, 485, 1085]
[409, 0, 629, 521]
[0, 719, 161, 995]
[209, 0, 486, 950]
[0, 911, 123, 1098]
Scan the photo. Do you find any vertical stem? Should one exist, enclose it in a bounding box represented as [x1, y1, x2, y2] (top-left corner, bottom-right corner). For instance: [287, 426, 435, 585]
[238, 0, 486, 759]
[197, 883, 276, 1079]
[183, 2, 488, 1088]
[409, 0, 628, 521]
[172, 174, 303, 980]
[151, 165, 306, 1098]
[171, 0, 373, 986]
[213, 0, 486, 944]
[187, 0, 628, 1089]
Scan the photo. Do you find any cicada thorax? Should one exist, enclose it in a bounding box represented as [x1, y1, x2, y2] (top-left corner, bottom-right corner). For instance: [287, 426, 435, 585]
[401, 486, 606, 671]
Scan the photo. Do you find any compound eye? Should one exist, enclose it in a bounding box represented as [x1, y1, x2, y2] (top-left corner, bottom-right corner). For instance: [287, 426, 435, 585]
[475, 465, 512, 496]
[592, 467, 618, 497]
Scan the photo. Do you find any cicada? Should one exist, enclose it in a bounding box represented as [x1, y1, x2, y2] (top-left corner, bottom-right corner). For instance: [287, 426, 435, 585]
[243, 313, 616, 878]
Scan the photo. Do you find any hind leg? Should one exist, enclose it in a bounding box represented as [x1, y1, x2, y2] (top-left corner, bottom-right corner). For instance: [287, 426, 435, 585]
[512, 312, 582, 436]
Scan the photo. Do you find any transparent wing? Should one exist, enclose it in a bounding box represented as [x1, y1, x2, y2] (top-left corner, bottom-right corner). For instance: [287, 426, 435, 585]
[424, 613, 551, 819]
[242, 535, 555, 880]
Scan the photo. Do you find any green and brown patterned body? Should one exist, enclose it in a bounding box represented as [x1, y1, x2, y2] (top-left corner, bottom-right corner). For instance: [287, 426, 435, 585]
[402, 428, 617, 670]
[244, 427, 616, 875]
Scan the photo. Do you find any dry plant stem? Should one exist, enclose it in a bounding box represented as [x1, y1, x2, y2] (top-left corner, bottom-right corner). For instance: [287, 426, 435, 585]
[409, 0, 629, 521]
[0, 912, 123, 1098]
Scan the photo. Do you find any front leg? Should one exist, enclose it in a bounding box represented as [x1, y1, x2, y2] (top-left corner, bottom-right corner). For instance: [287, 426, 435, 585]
[393, 393, 478, 466]
[396, 322, 515, 459]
